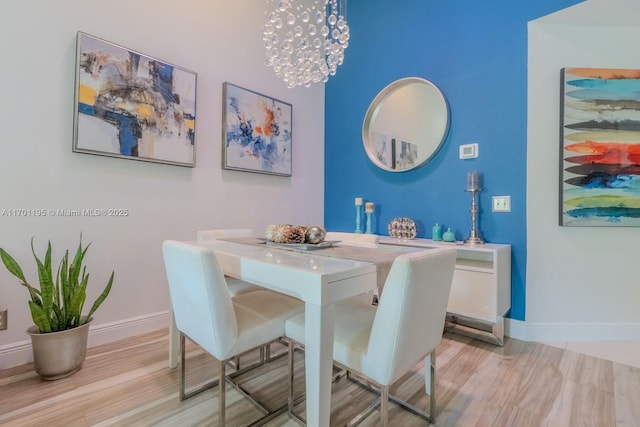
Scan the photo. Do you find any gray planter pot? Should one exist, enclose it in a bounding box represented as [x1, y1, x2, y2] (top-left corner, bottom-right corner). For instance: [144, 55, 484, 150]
[27, 319, 91, 380]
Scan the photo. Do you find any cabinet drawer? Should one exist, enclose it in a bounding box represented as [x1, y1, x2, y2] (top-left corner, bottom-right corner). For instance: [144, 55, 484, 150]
[448, 268, 495, 323]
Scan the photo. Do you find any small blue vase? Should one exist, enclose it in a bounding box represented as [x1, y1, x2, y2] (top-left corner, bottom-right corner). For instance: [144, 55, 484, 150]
[443, 227, 456, 242]
[432, 223, 442, 241]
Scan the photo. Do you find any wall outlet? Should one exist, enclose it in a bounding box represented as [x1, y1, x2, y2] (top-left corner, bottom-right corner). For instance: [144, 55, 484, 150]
[492, 195, 511, 212]
[0, 309, 7, 330]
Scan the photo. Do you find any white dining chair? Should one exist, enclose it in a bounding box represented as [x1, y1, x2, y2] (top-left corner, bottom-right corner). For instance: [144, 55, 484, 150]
[326, 231, 381, 304]
[285, 248, 457, 426]
[197, 229, 268, 369]
[197, 228, 263, 296]
[162, 240, 304, 426]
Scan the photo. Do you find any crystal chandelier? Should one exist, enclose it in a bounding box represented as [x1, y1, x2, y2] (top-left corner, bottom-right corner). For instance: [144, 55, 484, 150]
[263, 0, 350, 88]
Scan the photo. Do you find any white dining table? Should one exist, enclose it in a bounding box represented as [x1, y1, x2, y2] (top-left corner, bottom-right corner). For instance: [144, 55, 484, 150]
[168, 238, 420, 427]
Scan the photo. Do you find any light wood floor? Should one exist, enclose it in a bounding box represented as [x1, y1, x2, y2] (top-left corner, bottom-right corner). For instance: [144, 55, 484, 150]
[1, 329, 639, 427]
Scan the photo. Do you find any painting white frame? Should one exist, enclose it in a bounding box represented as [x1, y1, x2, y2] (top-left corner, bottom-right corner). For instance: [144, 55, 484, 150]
[222, 82, 292, 176]
[560, 67, 640, 226]
[73, 32, 197, 167]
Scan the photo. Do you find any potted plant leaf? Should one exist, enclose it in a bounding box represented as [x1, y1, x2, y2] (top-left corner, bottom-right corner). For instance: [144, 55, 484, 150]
[0, 235, 114, 380]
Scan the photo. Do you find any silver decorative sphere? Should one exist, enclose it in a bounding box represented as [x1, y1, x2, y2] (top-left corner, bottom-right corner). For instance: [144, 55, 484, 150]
[305, 225, 326, 244]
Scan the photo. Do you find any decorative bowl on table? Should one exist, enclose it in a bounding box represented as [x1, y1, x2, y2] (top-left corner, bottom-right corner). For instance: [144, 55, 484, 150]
[263, 224, 331, 250]
[265, 224, 306, 243]
[265, 224, 326, 244]
[387, 217, 417, 239]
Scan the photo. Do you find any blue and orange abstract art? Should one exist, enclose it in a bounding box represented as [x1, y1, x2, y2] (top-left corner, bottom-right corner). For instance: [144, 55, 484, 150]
[560, 67, 640, 226]
[73, 32, 197, 167]
[223, 82, 292, 176]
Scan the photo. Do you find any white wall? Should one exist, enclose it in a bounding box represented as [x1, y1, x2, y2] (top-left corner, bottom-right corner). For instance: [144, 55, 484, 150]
[0, 1, 324, 368]
[526, 0, 640, 340]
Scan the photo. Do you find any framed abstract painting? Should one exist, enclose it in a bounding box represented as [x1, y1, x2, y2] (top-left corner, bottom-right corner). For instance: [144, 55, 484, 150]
[371, 132, 392, 169]
[560, 67, 640, 226]
[222, 82, 292, 176]
[73, 32, 197, 167]
[395, 139, 418, 170]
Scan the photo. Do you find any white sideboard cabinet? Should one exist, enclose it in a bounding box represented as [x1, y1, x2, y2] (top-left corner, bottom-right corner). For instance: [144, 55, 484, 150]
[379, 236, 511, 345]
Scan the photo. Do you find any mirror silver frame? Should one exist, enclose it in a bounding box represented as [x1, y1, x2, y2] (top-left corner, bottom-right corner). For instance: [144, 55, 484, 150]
[362, 77, 450, 172]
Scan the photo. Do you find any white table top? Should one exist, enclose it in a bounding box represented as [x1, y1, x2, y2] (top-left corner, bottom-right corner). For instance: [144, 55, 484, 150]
[191, 239, 380, 304]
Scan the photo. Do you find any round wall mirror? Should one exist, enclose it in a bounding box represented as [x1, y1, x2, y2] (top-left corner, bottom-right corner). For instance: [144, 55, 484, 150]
[362, 77, 450, 172]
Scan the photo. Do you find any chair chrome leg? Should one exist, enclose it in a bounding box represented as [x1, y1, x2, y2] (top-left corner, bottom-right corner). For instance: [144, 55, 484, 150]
[180, 333, 186, 400]
[288, 340, 294, 413]
[179, 333, 219, 400]
[385, 352, 436, 423]
[179, 334, 292, 426]
[346, 397, 380, 427]
[219, 359, 226, 427]
[223, 352, 291, 426]
[381, 385, 389, 427]
[228, 343, 280, 372]
[286, 342, 307, 425]
[343, 352, 437, 426]
[430, 350, 436, 424]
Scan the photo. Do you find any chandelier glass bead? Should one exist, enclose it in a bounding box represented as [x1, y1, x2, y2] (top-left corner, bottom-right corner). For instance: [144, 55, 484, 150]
[263, 0, 350, 88]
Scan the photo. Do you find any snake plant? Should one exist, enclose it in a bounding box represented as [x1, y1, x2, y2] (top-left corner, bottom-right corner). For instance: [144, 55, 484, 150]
[0, 235, 114, 333]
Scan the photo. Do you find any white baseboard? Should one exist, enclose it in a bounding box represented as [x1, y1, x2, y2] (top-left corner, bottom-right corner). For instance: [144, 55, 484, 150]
[4, 313, 638, 370]
[0, 311, 171, 370]
[505, 318, 527, 341]
[505, 318, 640, 342]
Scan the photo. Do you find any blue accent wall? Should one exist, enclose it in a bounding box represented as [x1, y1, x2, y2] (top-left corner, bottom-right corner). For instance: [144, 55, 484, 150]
[324, 0, 582, 321]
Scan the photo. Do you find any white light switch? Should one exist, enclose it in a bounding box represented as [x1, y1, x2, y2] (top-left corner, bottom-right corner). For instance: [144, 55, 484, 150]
[492, 196, 511, 212]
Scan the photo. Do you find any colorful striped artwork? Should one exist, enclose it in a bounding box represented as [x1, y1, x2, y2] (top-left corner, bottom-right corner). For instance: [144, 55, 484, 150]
[560, 67, 640, 226]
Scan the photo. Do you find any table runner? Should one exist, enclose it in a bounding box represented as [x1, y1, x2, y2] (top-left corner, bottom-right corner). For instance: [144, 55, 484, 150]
[219, 237, 405, 296]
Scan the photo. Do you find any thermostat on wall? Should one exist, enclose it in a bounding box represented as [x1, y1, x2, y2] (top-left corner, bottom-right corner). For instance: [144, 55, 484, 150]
[459, 143, 478, 159]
